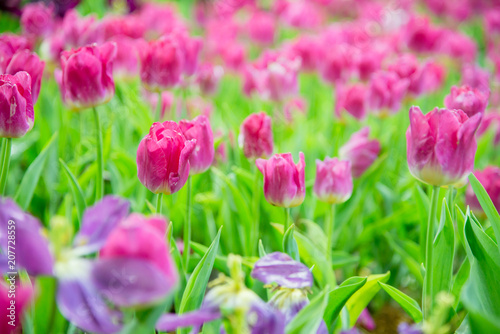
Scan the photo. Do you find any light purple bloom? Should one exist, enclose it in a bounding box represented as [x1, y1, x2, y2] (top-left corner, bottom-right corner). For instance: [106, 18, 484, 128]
[251, 252, 313, 289]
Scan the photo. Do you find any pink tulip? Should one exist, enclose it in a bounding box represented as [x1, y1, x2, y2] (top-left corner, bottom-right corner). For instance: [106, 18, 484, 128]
[0, 281, 33, 333]
[335, 83, 368, 120]
[56, 42, 116, 110]
[478, 111, 500, 145]
[439, 30, 476, 63]
[256, 152, 306, 208]
[195, 63, 224, 95]
[5, 49, 45, 103]
[0, 34, 31, 71]
[109, 36, 146, 79]
[239, 112, 274, 160]
[286, 36, 322, 72]
[420, 60, 446, 94]
[314, 157, 353, 204]
[406, 106, 482, 187]
[466, 166, 500, 213]
[137, 121, 196, 194]
[339, 127, 381, 178]
[0, 72, 34, 138]
[274, 0, 323, 29]
[367, 71, 409, 115]
[404, 16, 443, 54]
[320, 44, 357, 84]
[20, 2, 55, 38]
[139, 36, 184, 92]
[444, 85, 489, 118]
[389, 54, 425, 97]
[461, 63, 490, 94]
[247, 11, 276, 45]
[179, 115, 214, 174]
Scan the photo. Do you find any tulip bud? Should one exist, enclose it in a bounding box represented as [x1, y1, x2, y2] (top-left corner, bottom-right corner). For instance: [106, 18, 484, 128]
[0, 72, 34, 138]
[314, 158, 353, 204]
[444, 85, 489, 118]
[137, 121, 196, 194]
[5, 49, 45, 103]
[239, 112, 274, 160]
[256, 152, 305, 208]
[139, 36, 184, 92]
[406, 106, 481, 187]
[56, 42, 116, 110]
[339, 127, 381, 178]
[466, 166, 500, 213]
[179, 115, 214, 174]
[20, 2, 55, 38]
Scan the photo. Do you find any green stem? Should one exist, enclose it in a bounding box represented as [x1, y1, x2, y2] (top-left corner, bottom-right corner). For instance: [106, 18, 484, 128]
[92, 107, 104, 202]
[0, 138, 12, 195]
[423, 185, 440, 320]
[183, 177, 192, 270]
[156, 193, 163, 214]
[326, 204, 336, 263]
[156, 91, 162, 121]
[284, 207, 291, 231]
[251, 166, 261, 256]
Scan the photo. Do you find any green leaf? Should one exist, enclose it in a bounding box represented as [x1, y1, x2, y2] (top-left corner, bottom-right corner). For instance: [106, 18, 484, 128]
[179, 228, 222, 315]
[59, 159, 87, 227]
[323, 277, 367, 331]
[346, 272, 390, 326]
[283, 224, 300, 261]
[432, 199, 454, 302]
[119, 296, 173, 334]
[469, 174, 500, 252]
[286, 286, 330, 334]
[14, 132, 58, 210]
[385, 233, 423, 284]
[452, 259, 470, 309]
[379, 282, 423, 323]
[258, 239, 267, 258]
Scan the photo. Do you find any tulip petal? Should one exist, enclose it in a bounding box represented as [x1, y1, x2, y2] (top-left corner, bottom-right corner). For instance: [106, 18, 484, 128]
[156, 309, 221, 332]
[251, 252, 312, 289]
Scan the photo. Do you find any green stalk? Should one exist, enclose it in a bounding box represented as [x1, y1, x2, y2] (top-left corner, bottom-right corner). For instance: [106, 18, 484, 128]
[284, 207, 291, 231]
[423, 185, 440, 320]
[326, 204, 336, 263]
[0, 138, 12, 195]
[183, 177, 192, 270]
[92, 107, 104, 202]
[250, 166, 261, 256]
[156, 193, 163, 214]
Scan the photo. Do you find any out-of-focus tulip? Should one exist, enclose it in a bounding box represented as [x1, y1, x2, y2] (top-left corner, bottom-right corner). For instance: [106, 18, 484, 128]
[404, 16, 442, 54]
[314, 157, 353, 204]
[466, 166, 500, 213]
[5, 49, 45, 103]
[137, 121, 196, 194]
[0, 34, 31, 71]
[256, 152, 305, 208]
[0, 72, 34, 138]
[389, 54, 425, 97]
[94, 214, 178, 307]
[444, 85, 489, 118]
[286, 36, 322, 72]
[320, 44, 357, 84]
[247, 11, 276, 45]
[0, 282, 33, 334]
[339, 127, 381, 178]
[275, 0, 323, 29]
[335, 83, 368, 120]
[175, 32, 202, 76]
[420, 60, 445, 94]
[195, 63, 224, 95]
[56, 42, 116, 110]
[239, 112, 274, 160]
[478, 111, 500, 144]
[406, 106, 481, 187]
[139, 36, 184, 91]
[461, 63, 490, 94]
[179, 115, 214, 174]
[109, 36, 146, 79]
[367, 70, 409, 115]
[20, 2, 54, 38]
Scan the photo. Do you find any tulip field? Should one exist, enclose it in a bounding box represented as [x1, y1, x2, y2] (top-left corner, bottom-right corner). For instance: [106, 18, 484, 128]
[2, 0, 500, 333]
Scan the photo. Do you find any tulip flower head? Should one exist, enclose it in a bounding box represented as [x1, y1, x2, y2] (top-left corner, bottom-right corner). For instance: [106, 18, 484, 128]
[339, 127, 381, 178]
[406, 106, 482, 187]
[5, 49, 45, 103]
[239, 112, 274, 160]
[335, 83, 368, 120]
[20, 2, 55, 38]
[256, 152, 305, 208]
[314, 157, 353, 204]
[444, 85, 489, 118]
[137, 121, 196, 194]
[0, 71, 34, 138]
[179, 115, 215, 174]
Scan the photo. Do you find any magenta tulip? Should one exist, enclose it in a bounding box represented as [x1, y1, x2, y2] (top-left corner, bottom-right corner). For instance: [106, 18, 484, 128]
[367, 71, 409, 115]
[339, 127, 381, 178]
[20, 2, 55, 38]
[56, 42, 116, 110]
[256, 152, 305, 208]
[247, 10, 276, 45]
[239, 112, 274, 160]
[0, 72, 34, 138]
[314, 157, 353, 204]
[5, 49, 45, 103]
[406, 106, 482, 187]
[179, 115, 214, 174]
[444, 85, 489, 118]
[137, 121, 196, 194]
[466, 166, 500, 213]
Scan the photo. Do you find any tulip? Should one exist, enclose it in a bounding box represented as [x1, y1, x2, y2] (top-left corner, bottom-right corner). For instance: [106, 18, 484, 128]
[239, 112, 274, 160]
[139, 36, 184, 92]
[179, 115, 214, 175]
[195, 63, 224, 96]
[137, 121, 196, 195]
[367, 71, 409, 115]
[20, 2, 55, 38]
[466, 166, 500, 213]
[0, 282, 33, 334]
[0, 34, 31, 72]
[314, 158, 353, 204]
[56, 42, 116, 110]
[335, 83, 368, 120]
[5, 49, 45, 103]
[256, 152, 305, 208]
[0, 71, 34, 138]
[339, 127, 381, 178]
[461, 63, 490, 94]
[389, 54, 425, 97]
[444, 85, 489, 118]
[247, 11, 276, 45]
[406, 106, 482, 187]
[109, 35, 146, 79]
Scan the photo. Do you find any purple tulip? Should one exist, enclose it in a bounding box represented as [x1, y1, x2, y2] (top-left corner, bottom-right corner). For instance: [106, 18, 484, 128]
[137, 121, 196, 194]
[256, 152, 306, 208]
[251, 252, 313, 289]
[339, 127, 381, 178]
[0, 72, 34, 138]
[314, 158, 353, 204]
[444, 85, 489, 118]
[5, 49, 45, 103]
[179, 115, 215, 174]
[239, 112, 274, 160]
[466, 166, 500, 213]
[398, 322, 422, 334]
[56, 42, 116, 110]
[406, 106, 482, 187]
